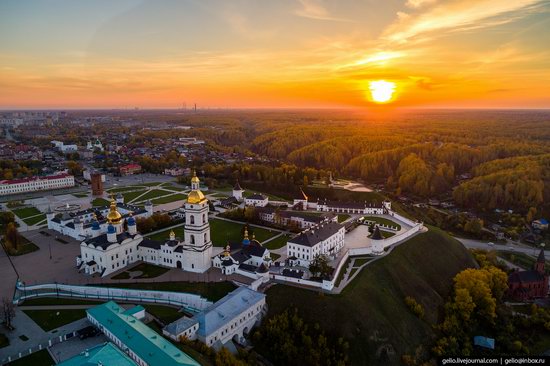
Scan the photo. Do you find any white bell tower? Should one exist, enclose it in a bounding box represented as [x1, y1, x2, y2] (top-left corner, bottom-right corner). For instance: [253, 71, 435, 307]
[180, 171, 212, 273]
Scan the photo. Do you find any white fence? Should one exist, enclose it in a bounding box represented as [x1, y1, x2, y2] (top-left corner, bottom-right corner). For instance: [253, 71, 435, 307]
[348, 222, 422, 256]
[387, 210, 418, 228]
[272, 209, 423, 292]
[14, 282, 212, 312]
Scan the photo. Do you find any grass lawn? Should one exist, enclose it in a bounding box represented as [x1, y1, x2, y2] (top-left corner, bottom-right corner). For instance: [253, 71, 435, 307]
[337, 214, 350, 223]
[23, 309, 87, 331]
[107, 185, 147, 193]
[263, 234, 290, 250]
[147, 220, 278, 247]
[122, 189, 147, 202]
[72, 192, 89, 198]
[265, 227, 476, 365]
[151, 193, 187, 204]
[353, 257, 374, 267]
[147, 225, 185, 241]
[6, 349, 54, 366]
[144, 305, 183, 325]
[496, 251, 548, 270]
[334, 257, 351, 288]
[363, 216, 401, 230]
[99, 281, 236, 302]
[111, 271, 132, 280]
[209, 219, 278, 247]
[92, 197, 110, 207]
[159, 183, 184, 191]
[3, 237, 40, 256]
[270, 253, 281, 261]
[141, 182, 163, 187]
[380, 230, 396, 238]
[22, 214, 46, 226]
[12, 207, 41, 219]
[133, 189, 171, 202]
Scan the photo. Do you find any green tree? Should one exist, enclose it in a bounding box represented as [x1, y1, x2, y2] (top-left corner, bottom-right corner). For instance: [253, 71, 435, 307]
[309, 254, 333, 279]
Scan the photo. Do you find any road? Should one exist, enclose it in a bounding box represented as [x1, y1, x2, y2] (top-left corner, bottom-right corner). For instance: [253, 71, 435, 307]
[456, 237, 547, 258]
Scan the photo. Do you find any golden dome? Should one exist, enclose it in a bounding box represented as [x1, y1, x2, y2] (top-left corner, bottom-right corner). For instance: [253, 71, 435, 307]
[106, 198, 122, 224]
[187, 189, 206, 204]
[190, 170, 200, 184]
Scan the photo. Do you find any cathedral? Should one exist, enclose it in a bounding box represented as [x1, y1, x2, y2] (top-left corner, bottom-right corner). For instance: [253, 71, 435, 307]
[76, 171, 213, 277]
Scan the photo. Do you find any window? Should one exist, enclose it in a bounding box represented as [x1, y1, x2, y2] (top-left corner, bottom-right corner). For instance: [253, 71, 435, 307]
[190, 235, 195, 244]
[190, 216, 195, 225]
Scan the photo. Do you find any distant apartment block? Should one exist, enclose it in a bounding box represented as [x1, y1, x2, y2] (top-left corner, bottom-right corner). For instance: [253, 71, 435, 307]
[0, 173, 75, 196]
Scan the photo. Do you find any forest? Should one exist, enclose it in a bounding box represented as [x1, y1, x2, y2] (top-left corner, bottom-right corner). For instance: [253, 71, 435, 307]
[160, 109, 550, 214]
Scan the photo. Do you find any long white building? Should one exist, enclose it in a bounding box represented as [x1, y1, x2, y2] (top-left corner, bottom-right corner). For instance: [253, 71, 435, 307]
[293, 190, 392, 214]
[286, 220, 345, 267]
[0, 173, 74, 196]
[163, 286, 266, 348]
[77, 172, 213, 277]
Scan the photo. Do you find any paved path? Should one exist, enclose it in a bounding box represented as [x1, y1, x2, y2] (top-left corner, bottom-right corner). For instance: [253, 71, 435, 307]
[0, 309, 89, 362]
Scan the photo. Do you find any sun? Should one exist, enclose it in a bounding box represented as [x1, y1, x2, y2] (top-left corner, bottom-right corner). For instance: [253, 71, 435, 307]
[368, 80, 396, 103]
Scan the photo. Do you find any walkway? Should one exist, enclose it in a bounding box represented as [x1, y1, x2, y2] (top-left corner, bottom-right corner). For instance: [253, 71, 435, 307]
[0, 309, 89, 363]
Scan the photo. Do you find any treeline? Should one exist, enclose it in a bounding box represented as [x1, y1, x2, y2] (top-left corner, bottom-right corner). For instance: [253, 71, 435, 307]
[453, 154, 550, 211]
[253, 308, 349, 366]
[0, 160, 42, 180]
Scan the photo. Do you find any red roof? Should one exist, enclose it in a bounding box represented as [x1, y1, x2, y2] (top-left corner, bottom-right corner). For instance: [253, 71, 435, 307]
[120, 164, 141, 170]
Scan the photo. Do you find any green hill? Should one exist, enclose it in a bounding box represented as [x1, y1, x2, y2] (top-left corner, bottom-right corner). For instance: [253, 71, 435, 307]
[264, 227, 477, 365]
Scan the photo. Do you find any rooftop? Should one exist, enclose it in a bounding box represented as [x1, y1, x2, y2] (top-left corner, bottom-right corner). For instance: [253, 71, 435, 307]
[57, 342, 137, 366]
[195, 287, 265, 337]
[288, 221, 343, 247]
[87, 301, 199, 366]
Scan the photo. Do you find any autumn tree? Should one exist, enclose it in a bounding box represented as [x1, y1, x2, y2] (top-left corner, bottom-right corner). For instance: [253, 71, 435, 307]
[4, 222, 20, 253]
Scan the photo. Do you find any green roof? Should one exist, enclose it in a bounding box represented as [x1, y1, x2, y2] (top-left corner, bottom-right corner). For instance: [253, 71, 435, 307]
[87, 301, 199, 366]
[57, 342, 137, 366]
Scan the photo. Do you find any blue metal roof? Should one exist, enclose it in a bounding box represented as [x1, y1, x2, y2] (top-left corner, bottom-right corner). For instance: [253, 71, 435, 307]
[87, 301, 199, 366]
[195, 287, 265, 338]
[473, 336, 495, 349]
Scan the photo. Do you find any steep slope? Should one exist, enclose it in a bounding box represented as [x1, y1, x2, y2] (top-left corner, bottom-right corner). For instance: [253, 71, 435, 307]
[264, 227, 477, 365]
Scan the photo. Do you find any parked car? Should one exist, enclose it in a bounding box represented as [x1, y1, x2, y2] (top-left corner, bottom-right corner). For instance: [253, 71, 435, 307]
[77, 325, 100, 340]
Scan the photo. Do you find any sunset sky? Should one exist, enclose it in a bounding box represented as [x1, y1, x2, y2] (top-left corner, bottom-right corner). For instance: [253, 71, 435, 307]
[1, 0, 549, 109]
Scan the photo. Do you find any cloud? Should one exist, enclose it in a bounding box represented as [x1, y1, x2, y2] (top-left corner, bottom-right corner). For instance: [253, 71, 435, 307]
[405, 0, 437, 9]
[385, 0, 545, 43]
[295, 0, 352, 22]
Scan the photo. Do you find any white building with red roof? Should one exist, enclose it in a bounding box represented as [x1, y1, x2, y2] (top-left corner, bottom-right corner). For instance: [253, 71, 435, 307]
[0, 173, 74, 196]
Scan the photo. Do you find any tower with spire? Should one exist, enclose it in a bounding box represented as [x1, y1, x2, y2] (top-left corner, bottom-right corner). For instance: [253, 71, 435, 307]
[179, 171, 212, 272]
[232, 180, 244, 201]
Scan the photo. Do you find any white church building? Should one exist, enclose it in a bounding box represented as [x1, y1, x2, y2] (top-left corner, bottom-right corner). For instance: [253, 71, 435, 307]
[77, 172, 213, 277]
[47, 198, 153, 241]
